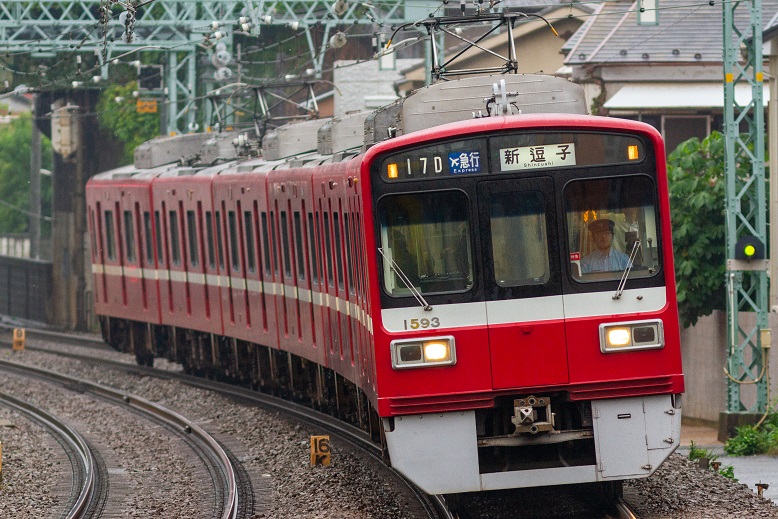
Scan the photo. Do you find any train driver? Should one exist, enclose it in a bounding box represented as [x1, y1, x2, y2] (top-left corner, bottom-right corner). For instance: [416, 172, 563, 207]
[580, 218, 630, 274]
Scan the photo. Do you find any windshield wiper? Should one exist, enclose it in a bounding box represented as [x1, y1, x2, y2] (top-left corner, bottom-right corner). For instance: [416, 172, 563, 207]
[378, 247, 432, 311]
[613, 240, 641, 300]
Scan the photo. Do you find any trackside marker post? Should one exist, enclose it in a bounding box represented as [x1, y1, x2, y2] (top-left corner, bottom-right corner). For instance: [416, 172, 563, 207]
[12, 329, 25, 351]
[310, 435, 331, 467]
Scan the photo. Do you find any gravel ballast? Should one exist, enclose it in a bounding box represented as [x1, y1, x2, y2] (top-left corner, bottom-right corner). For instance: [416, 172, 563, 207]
[1, 342, 777, 518]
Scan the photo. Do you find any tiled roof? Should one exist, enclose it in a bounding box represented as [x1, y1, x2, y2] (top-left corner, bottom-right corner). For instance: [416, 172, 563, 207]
[565, 0, 778, 65]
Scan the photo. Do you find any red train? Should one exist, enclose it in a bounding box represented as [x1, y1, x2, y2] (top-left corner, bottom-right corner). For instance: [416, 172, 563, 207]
[87, 74, 684, 496]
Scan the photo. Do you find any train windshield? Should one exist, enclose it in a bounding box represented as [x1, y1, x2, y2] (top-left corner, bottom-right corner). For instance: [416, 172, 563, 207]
[488, 190, 549, 286]
[378, 190, 473, 296]
[564, 175, 660, 282]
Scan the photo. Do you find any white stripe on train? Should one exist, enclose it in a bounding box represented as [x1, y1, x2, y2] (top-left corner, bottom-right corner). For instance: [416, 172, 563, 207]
[92, 264, 666, 332]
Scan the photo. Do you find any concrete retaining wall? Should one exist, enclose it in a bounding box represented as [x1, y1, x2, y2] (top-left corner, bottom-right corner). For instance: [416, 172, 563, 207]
[681, 310, 778, 423]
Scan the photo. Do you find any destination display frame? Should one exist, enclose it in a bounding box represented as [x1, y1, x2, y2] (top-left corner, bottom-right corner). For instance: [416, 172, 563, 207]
[378, 131, 647, 183]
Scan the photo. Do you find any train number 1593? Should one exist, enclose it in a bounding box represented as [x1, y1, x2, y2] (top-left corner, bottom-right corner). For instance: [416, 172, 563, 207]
[403, 317, 441, 330]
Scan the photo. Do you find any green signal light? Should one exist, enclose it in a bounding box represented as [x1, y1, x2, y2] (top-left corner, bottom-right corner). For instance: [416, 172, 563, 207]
[735, 236, 765, 260]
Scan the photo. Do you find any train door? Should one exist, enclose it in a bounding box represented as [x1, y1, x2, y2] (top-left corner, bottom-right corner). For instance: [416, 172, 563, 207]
[313, 177, 338, 369]
[286, 178, 322, 364]
[271, 179, 301, 352]
[219, 182, 251, 337]
[238, 176, 276, 347]
[100, 197, 126, 310]
[476, 177, 569, 389]
[180, 184, 220, 334]
[118, 187, 159, 323]
[87, 197, 107, 313]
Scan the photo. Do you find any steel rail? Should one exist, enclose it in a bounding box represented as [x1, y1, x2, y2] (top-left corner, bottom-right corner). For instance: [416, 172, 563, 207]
[4, 335, 453, 519]
[0, 391, 98, 519]
[0, 358, 240, 519]
[615, 497, 640, 519]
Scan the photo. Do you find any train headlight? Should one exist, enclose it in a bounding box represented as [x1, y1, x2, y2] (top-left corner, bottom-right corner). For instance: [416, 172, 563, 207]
[599, 320, 664, 353]
[391, 336, 456, 369]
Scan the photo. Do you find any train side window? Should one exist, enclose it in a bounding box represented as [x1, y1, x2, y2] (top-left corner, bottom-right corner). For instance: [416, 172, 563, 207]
[488, 191, 549, 287]
[333, 212, 344, 290]
[134, 204, 143, 266]
[228, 211, 239, 271]
[88, 208, 97, 261]
[323, 212, 334, 287]
[261, 212, 272, 276]
[355, 213, 364, 298]
[205, 212, 215, 269]
[270, 212, 279, 276]
[123, 210, 136, 263]
[564, 175, 660, 282]
[169, 210, 181, 265]
[144, 212, 154, 264]
[308, 212, 319, 283]
[104, 210, 116, 260]
[344, 212, 354, 294]
[244, 210, 256, 273]
[186, 210, 199, 267]
[280, 211, 292, 278]
[154, 210, 164, 264]
[216, 209, 224, 270]
[294, 211, 306, 281]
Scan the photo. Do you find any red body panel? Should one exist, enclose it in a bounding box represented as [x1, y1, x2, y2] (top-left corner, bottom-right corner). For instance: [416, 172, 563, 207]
[358, 115, 684, 417]
[152, 176, 220, 334]
[267, 167, 319, 362]
[88, 114, 684, 426]
[211, 169, 278, 347]
[86, 174, 161, 325]
[489, 320, 569, 389]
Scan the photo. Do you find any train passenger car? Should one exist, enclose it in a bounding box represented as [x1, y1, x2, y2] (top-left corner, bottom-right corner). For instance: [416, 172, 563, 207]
[87, 73, 683, 497]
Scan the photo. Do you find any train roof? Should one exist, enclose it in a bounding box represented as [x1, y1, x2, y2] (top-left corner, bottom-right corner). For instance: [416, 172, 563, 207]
[94, 74, 589, 184]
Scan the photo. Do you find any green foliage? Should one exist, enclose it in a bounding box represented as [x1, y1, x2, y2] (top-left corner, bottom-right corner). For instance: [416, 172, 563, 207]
[724, 424, 767, 455]
[96, 82, 160, 164]
[687, 440, 718, 463]
[718, 464, 737, 481]
[0, 113, 53, 234]
[667, 132, 732, 327]
[723, 411, 778, 456]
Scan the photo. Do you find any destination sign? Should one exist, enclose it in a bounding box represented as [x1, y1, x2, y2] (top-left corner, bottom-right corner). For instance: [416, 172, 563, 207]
[499, 143, 576, 171]
[380, 138, 487, 181]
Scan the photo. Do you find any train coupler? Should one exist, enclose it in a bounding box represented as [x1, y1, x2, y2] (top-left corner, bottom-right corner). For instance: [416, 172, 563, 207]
[511, 395, 555, 434]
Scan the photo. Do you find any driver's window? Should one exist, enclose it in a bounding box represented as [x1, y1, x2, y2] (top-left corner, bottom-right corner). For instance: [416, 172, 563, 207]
[565, 176, 660, 281]
[378, 190, 473, 296]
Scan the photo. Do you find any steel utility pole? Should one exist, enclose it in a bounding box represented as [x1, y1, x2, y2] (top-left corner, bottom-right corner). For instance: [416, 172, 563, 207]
[721, 0, 770, 438]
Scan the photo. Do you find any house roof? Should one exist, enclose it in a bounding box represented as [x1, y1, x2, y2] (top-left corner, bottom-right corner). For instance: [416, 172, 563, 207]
[763, 10, 778, 41]
[501, 0, 596, 14]
[565, 0, 778, 66]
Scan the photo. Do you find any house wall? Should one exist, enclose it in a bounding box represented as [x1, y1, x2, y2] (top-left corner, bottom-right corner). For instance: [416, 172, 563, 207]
[332, 59, 421, 117]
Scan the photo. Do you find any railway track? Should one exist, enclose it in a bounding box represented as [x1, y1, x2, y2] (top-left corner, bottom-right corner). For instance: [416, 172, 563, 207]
[0, 357, 246, 519]
[0, 325, 644, 519]
[0, 391, 103, 518]
[0, 326, 451, 519]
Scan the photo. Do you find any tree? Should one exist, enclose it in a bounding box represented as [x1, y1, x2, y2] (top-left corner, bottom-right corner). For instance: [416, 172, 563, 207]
[96, 82, 161, 164]
[0, 113, 53, 235]
[667, 131, 752, 327]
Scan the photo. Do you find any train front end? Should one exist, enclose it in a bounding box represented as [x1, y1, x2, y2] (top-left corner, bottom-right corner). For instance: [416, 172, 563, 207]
[362, 110, 684, 495]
